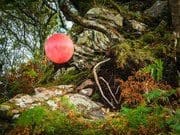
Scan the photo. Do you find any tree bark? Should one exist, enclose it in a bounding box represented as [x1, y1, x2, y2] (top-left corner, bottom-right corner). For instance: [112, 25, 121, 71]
[169, 0, 180, 86]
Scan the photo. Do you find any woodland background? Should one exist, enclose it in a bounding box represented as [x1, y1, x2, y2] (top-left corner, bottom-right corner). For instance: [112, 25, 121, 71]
[0, 0, 179, 135]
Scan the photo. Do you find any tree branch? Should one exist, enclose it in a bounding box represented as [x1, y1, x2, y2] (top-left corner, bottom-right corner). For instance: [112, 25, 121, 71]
[60, 0, 124, 42]
[93, 58, 115, 109]
[99, 77, 119, 104]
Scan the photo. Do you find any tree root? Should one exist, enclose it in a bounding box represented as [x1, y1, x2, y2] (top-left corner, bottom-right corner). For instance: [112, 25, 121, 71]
[93, 58, 116, 109]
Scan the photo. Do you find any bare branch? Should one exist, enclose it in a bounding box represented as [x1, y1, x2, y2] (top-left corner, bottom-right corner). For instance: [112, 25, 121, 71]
[93, 58, 115, 109]
[99, 77, 119, 104]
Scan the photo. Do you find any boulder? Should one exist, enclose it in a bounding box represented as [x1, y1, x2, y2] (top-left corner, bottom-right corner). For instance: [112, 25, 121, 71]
[144, 1, 168, 18]
[66, 93, 105, 119]
[79, 88, 94, 97]
[0, 85, 105, 120]
[129, 20, 147, 32]
[72, 7, 124, 69]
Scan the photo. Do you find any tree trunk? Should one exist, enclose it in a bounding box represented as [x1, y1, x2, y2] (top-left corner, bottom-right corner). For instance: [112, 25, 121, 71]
[169, 0, 180, 86]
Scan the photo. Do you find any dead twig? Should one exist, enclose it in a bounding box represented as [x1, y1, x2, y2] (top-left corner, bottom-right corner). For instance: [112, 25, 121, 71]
[93, 58, 115, 109]
[99, 77, 119, 104]
[115, 85, 120, 95]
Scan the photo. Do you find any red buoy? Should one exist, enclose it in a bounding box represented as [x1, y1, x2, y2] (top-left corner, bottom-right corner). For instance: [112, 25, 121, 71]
[44, 33, 74, 64]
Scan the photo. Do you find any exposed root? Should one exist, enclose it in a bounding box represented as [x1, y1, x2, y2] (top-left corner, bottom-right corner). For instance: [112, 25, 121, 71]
[93, 58, 116, 109]
[99, 76, 119, 104]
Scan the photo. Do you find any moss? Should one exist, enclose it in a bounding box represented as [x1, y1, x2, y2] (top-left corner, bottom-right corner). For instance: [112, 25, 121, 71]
[113, 40, 155, 69]
[54, 68, 90, 85]
[60, 96, 77, 112]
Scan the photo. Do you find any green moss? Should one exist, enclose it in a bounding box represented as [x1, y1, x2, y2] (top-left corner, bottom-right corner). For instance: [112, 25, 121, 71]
[54, 68, 90, 85]
[60, 96, 77, 111]
[120, 106, 151, 129]
[114, 40, 155, 68]
[10, 103, 177, 135]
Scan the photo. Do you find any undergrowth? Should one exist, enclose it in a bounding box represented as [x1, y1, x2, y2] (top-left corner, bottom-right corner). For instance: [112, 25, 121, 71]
[117, 71, 172, 107]
[7, 102, 179, 135]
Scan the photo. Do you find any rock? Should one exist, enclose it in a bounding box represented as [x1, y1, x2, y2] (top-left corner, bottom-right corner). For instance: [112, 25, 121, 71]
[129, 20, 147, 32]
[0, 104, 11, 111]
[33, 85, 74, 101]
[79, 88, 94, 97]
[0, 85, 74, 119]
[87, 8, 123, 27]
[0, 85, 105, 121]
[144, 1, 167, 18]
[76, 79, 94, 90]
[66, 93, 105, 119]
[72, 7, 124, 69]
[10, 95, 34, 108]
[74, 29, 110, 69]
[47, 100, 58, 110]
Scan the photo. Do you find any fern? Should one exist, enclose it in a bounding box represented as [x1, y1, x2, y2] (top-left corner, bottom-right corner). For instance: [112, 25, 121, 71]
[141, 59, 163, 81]
[144, 89, 176, 103]
[167, 109, 180, 134]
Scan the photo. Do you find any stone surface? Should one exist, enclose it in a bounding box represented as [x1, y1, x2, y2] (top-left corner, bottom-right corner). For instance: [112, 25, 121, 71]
[0, 85, 105, 120]
[87, 8, 123, 27]
[72, 7, 124, 69]
[0, 85, 74, 119]
[0, 104, 10, 111]
[79, 88, 94, 97]
[66, 93, 105, 119]
[76, 79, 94, 91]
[129, 20, 147, 32]
[47, 100, 58, 110]
[144, 1, 167, 18]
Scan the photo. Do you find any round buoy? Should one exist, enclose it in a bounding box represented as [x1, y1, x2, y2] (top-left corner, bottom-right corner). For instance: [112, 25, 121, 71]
[44, 33, 74, 64]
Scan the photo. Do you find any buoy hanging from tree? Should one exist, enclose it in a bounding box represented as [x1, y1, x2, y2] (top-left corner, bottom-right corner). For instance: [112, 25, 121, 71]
[44, 33, 74, 64]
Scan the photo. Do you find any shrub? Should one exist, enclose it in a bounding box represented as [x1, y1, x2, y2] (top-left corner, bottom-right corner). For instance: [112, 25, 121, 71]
[118, 71, 171, 106]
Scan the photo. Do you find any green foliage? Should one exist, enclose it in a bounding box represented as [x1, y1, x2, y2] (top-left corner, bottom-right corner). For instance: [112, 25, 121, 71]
[12, 104, 178, 135]
[16, 106, 47, 134]
[141, 59, 163, 81]
[141, 32, 155, 44]
[91, 91, 101, 101]
[16, 106, 46, 126]
[167, 109, 180, 134]
[82, 129, 106, 135]
[15, 106, 83, 135]
[38, 63, 55, 84]
[60, 96, 76, 111]
[144, 89, 176, 104]
[43, 110, 84, 135]
[120, 106, 151, 129]
[25, 69, 38, 78]
[54, 68, 90, 85]
[114, 40, 155, 68]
